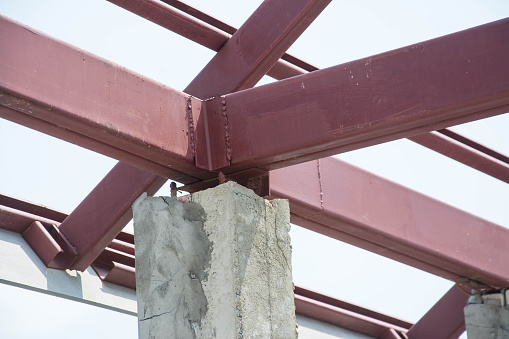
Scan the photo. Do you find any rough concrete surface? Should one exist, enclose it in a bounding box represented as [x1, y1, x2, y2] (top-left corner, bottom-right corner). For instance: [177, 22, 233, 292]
[465, 291, 509, 339]
[133, 181, 296, 339]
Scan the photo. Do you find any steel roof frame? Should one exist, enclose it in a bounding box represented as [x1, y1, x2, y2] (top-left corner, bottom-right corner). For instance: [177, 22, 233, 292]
[1, 1, 508, 338]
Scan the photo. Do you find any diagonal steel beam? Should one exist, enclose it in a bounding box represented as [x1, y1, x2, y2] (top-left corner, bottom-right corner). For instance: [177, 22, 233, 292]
[200, 18, 509, 172]
[0, 0, 330, 271]
[107, 0, 313, 81]
[184, 0, 331, 99]
[406, 285, 467, 339]
[269, 157, 509, 289]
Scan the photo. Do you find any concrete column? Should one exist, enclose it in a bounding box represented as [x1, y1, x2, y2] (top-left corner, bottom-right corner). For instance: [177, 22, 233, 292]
[132, 181, 296, 339]
[464, 290, 509, 338]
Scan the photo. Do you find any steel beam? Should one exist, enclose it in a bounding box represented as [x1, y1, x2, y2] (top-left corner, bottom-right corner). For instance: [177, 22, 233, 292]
[269, 157, 509, 289]
[57, 163, 165, 271]
[189, 0, 331, 168]
[409, 130, 509, 184]
[107, 0, 312, 81]
[201, 18, 509, 171]
[184, 0, 330, 99]
[406, 285, 467, 339]
[0, 194, 67, 222]
[0, 15, 206, 183]
[1, 0, 328, 271]
[294, 294, 409, 337]
[295, 286, 412, 330]
[113, 0, 509, 184]
[159, 0, 320, 73]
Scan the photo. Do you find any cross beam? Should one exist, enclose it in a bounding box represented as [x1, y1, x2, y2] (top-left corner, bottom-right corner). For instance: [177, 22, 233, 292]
[0, 0, 331, 271]
[199, 18, 509, 172]
[269, 157, 509, 289]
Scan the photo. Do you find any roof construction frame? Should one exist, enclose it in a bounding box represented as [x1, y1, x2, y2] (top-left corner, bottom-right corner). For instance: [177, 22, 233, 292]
[1, 1, 508, 338]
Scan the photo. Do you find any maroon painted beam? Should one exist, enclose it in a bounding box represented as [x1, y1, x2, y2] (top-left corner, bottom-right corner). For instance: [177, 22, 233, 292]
[185, 0, 330, 99]
[409, 130, 509, 184]
[117, 0, 508, 186]
[160, 0, 320, 73]
[0, 205, 61, 233]
[201, 18, 509, 172]
[0, 193, 67, 223]
[295, 295, 409, 337]
[2, 0, 329, 272]
[407, 285, 467, 339]
[56, 163, 166, 271]
[89, 1, 509, 182]
[107, 0, 307, 81]
[0, 15, 207, 183]
[269, 157, 509, 289]
[295, 286, 412, 330]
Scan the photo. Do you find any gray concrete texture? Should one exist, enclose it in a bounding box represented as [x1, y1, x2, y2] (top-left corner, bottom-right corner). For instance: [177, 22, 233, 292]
[132, 181, 296, 338]
[465, 290, 509, 338]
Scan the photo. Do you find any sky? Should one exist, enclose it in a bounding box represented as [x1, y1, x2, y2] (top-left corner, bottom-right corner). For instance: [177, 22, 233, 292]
[1, 0, 508, 338]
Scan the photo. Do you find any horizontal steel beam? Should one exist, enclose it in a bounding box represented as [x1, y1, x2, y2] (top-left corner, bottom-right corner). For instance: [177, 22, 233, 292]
[295, 286, 412, 330]
[295, 295, 409, 337]
[113, 0, 509, 184]
[0, 14, 207, 183]
[409, 130, 509, 184]
[269, 157, 509, 289]
[200, 18, 509, 171]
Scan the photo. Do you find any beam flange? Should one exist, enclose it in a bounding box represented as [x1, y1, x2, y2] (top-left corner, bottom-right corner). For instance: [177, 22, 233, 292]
[201, 18, 509, 172]
[269, 157, 509, 289]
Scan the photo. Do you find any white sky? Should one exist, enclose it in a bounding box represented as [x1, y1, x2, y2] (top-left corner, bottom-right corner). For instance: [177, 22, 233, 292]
[1, 1, 508, 338]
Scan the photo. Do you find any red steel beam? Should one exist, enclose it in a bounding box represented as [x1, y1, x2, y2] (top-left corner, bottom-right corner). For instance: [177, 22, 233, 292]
[0, 193, 67, 223]
[438, 129, 509, 165]
[295, 295, 409, 337]
[159, 0, 320, 73]
[108, 0, 509, 183]
[269, 157, 509, 289]
[295, 286, 412, 330]
[0, 204, 61, 233]
[200, 18, 509, 172]
[406, 285, 467, 339]
[57, 163, 166, 271]
[184, 0, 330, 99]
[0, 14, 207, 183]
[409, 130, 509, 184]
[0, 0, 329, 271]
[107, 0, 307, 81]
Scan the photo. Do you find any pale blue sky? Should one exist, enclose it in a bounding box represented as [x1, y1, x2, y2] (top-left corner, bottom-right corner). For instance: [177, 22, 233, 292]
[1, 1, 508, 338]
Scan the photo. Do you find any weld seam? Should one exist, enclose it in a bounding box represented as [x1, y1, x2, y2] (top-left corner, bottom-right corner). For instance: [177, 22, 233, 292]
[221, 96, 232, 164]
[187, 96, 196, 156]
[316, 159, 324, 211]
